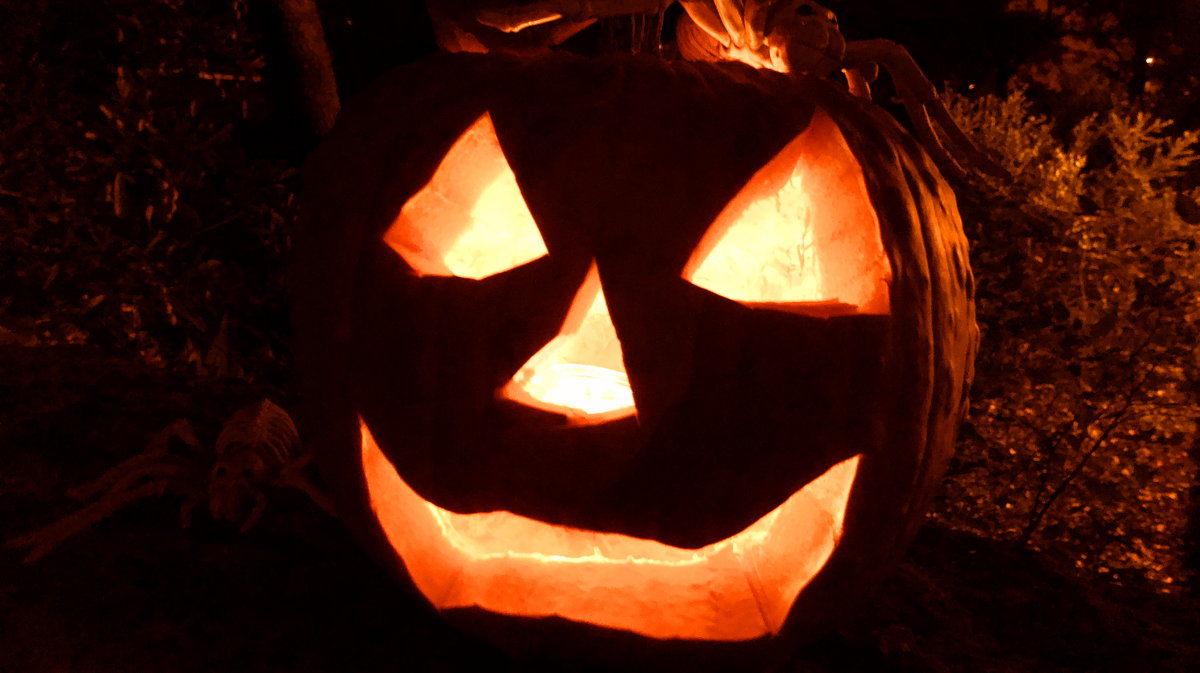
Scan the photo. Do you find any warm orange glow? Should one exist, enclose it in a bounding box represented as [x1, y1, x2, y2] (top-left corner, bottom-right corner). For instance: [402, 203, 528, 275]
[725, 44, 786, 72]
[683, 109, 891, 316]
[501, 263, 635, 423]
[385, 113, 548, 280]
[361, 421, 860, 641]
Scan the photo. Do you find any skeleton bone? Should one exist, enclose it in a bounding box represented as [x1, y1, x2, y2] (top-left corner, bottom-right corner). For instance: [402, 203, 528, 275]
[475, 0, 671, 31]
[844, 39, 1009, 179]
[6, 418, 210, 562]
[680, 1, 1008, 179]
[66, 418, 199, 501]
[7, 480, 175, 563]
[680, 0, 843, 73]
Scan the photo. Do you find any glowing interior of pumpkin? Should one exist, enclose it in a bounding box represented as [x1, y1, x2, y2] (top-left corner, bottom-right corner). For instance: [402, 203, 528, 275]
[682, 108, 891, 316]
[500, 263, 634, 422]
[361, 421, 860, 641]
[385, 113, 548, 280]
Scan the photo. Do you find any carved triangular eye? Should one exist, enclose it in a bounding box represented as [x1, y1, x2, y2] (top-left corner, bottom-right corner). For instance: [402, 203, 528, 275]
[682, 109, 891, 316]
[385, 113, 548, 280]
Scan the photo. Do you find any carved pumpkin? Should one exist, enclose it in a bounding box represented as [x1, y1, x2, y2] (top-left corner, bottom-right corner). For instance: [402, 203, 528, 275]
[293, 51, 976, 663]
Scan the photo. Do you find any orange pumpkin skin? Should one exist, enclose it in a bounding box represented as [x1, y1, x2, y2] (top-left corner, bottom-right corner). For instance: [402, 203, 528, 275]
[292, 51, 976, 666]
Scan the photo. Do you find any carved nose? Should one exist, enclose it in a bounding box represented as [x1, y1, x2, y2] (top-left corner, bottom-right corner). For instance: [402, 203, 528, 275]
[500, 262, 636, 423]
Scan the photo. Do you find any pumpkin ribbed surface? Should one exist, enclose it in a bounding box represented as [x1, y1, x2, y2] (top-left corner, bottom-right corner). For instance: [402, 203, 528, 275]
[292, 51, 976, 664]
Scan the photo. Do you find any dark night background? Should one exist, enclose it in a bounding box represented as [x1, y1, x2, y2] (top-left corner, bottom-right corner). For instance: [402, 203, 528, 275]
[1, 1, 1198, 671]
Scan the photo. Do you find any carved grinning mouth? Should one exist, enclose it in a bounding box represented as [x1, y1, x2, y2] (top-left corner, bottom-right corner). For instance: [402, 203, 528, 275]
[361, 420, 860, 641]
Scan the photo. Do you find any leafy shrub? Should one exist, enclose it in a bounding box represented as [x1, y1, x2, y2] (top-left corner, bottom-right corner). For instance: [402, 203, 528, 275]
[937, 85, 1200, 591]
[0, 0, 293, 384]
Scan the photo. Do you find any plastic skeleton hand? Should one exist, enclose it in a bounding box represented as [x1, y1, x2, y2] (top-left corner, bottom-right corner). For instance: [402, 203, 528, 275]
[678, 0, 1008, 179]
[677, 0, 844, 74]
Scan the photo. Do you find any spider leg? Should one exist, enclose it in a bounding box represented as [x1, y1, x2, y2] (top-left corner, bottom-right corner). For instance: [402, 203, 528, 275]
[76, 462, 183, 507]
[68, 419, 198, 501]
[8, 419, 200, 561]
[743, 0, 774, 50]
[67, 449, 165, 500]
[179, 490, 205, 529]
[6, 479, 173, 563]
[475, 0, 669, 32]
[842, 67, 872, 99]
[711, 0, 748, 46]
[274, 454, 336, 517]
[845, 39, 1009, 180]
[238, 492, 268, 534]
[679, 0, 735, 47]
[475, 6, 565, 32]
[924, 100, 1010, 178]
[905, 101, 969, 179]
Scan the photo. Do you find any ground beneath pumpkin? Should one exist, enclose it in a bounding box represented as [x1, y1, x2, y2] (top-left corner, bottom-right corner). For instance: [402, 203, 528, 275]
[1, 344, 1197, 673]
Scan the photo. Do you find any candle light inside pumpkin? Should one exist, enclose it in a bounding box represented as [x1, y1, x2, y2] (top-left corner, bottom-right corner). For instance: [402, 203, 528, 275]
[386, 113, 548, 280]
[502, 263, 634, 421]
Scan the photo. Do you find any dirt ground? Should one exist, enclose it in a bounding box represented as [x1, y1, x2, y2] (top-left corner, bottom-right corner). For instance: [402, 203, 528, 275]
[2, 344, 1197, 672]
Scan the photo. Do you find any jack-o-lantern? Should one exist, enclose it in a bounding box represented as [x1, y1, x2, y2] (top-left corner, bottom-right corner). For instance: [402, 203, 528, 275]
[293, 51, 976, 664]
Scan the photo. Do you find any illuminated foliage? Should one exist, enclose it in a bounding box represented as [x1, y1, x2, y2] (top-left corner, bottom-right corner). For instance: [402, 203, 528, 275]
[937, 85, 1200, 590]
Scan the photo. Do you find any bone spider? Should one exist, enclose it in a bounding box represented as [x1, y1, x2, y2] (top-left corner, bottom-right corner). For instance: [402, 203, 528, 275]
[454, 0, 1007, 179]
[6, 400, 333, 563]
